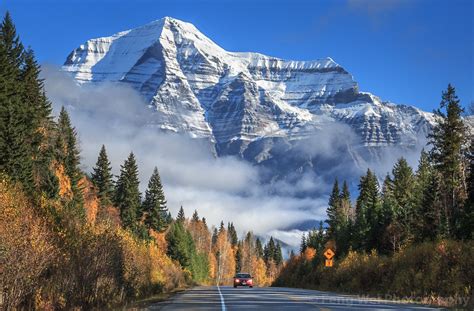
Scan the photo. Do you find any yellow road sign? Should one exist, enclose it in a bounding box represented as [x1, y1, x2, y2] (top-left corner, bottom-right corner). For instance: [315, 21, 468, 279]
[324, 248, 335, 259]
[325, 259, 333, 267]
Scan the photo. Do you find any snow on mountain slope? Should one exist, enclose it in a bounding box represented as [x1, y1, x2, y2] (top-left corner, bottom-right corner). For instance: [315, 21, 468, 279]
[62, 17, 436, 164]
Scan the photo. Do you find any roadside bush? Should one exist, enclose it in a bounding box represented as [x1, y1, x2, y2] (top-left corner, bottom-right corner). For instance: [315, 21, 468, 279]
[0, 177, 57, 310]
[273, 241, 474, 307]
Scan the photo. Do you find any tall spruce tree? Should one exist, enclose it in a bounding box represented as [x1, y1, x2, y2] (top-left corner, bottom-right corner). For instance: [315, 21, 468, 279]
[326, 179, 352, 255]
[459, 136, 474, 239]
[166, 221, 194, 269]
[300, 233, 307, 254]
[264, 237, 276, 264]
[338, 180, 352, 255]
[227, 222, 238, 247]
[392, 157, 416, 245]
[55, 107, 84, 210]
[91, 145, 114, 207]
[219, 221, 225, 234]
[212, 228, 219, 246]
[21, 49, 57, 198]
[114, 152, 141, 230]
[274, 242, 283, 265]
[57, 107, 82, 191]
[307, 221, 326, 251]
[191, 210, 200, 223]
[429, 84, 469, 237]
[255, 238, 264, 258]
[340, 180, 352, 220]
[0, 13, 59, 198]
[414, 150, 440, 241]
[142, 167, 169, 232]
[235, 242, 243, 273]
[354, 169, 381, 251]
[0, 12, 35, 194]
[381, 174, 399, 252]
[326, 179, 341, 238]
[176, 206, 185, 223]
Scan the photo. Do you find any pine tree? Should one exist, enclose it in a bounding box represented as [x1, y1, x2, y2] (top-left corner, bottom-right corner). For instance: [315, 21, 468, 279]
[91, 145, 114, 207]
[307, 222, 326, 251]
[0, 12, 23, 70]
[21, 50, 52, 121]
[212, 228, 219, 246]
[264, 237, 276, 264]
[326, 179, 341, 238]
[191, 210, 200, 223]
[0, 12, 35, 194]
[340, 180, 352, 220]
[166, 221, 195, 269]
[235, 242, 243, 273]
[176, 206, 185, 223]
[354, 169, 381, 251]
[142, 167, 169, 232]
[413, 150, 440, 241]
[338, 180, 352, 255]
[429, 84, 469, 237]
[326, 179, 353, 255]
[219, 221, 225, 234]
[114, 152, 141, 230]
[300, 233, 307, 254]
[20, 49, 57, 198]
[392, 157, 416, 245]
[459, 136, 474, 239]
[274, 242, 283, 265]
[54, 107, 84, 211]
[380, 174, 398, 251]
[0, 98, 33, 192]
[57, 107, 82, 192]
[255, 238, 264, 258]
[227, 222, 238, 247]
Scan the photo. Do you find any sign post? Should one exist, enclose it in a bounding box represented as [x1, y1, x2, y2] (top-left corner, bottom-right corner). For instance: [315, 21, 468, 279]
[324, 248, 335, 267]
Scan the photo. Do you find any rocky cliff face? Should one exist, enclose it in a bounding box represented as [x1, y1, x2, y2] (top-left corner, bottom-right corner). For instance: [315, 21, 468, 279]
[63, 17, 437, 184]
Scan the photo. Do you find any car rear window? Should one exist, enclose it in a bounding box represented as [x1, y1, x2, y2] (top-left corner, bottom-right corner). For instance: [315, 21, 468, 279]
[236, 274, 251, 278]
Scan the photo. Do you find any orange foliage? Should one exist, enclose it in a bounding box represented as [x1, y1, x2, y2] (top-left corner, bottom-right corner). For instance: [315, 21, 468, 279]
[252, 257, 270, 286]
[304, 247, 317, 261]
[213, 229, 236, 285]
[187, 220, 211, 254]
[208, 252, 218, 281]
[0, 176, 57, 310]
[79, 176, 99, 224]
[53, 161, 72, 199]
[149, 230, 168, 252]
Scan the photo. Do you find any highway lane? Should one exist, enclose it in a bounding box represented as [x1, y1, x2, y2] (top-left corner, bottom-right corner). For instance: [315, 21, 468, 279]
[147, 286, 442, 310]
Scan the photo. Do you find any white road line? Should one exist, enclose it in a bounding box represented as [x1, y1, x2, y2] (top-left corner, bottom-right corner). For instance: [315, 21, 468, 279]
[217, 285, 227, 311]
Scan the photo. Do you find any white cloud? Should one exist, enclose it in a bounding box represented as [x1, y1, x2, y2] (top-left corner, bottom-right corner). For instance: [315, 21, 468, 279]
[41, 65, 427, 247]
[42, 65, 329, 245]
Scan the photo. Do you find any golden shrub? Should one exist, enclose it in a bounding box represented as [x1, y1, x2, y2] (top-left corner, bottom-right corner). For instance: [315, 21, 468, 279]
[0, 177, 57, 310]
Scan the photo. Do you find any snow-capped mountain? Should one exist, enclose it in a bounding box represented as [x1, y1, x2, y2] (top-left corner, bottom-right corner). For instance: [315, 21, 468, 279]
[62, 17, 437, 182]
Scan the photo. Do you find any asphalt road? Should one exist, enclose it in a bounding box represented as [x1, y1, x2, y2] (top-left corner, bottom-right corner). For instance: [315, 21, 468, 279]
[147, 286, 442, 310]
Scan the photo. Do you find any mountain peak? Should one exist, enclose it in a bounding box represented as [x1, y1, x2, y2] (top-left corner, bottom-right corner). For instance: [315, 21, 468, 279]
[62, 18, 434, 153]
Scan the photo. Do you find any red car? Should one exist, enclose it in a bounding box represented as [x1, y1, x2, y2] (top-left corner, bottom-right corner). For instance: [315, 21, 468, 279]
[233, 273, 253, 288]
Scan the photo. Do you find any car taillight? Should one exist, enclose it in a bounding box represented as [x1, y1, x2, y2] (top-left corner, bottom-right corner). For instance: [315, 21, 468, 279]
[235, 279, 240, 282]
[248, 279, 253, 283]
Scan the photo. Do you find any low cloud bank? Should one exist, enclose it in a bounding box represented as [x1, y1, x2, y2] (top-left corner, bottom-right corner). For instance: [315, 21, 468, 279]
[42, 65, 327, 242]
[41, 65, 426, 246]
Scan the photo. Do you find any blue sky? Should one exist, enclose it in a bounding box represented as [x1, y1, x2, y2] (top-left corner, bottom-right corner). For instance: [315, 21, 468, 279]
[1, 0, 472, 112]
